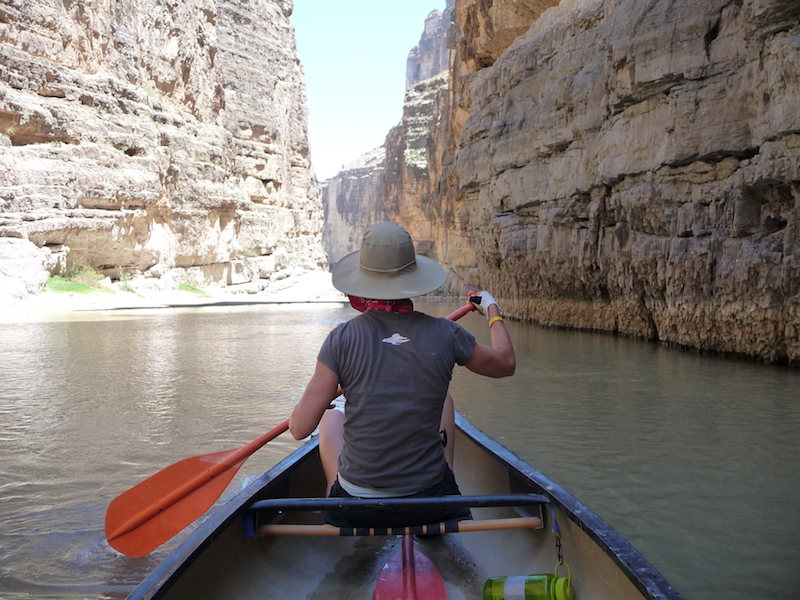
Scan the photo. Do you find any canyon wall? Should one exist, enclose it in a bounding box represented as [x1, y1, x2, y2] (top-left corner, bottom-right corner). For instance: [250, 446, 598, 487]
[321, 147, 388, 266]
[445, 0, 800, 364]
[321, 2, 455, 268]
[406, 1, 454, 89]
[323, 0, 800, 365]
[0, 0, 326, 299]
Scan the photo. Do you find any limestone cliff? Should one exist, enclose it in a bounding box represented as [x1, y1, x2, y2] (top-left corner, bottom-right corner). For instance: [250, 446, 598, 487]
[321, 5, 454, 268]
[406, 1, 455, 89]
[384, 73, 452, 270]
[445, 0, 800, 364]
[321, 147, 388, 266]
[323, 0, 800, 365]
[320, 73, 451, 272]
[0, 0, 326, 299]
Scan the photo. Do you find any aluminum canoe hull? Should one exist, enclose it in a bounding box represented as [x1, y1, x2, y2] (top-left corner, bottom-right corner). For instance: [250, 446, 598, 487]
[126, 413, 683, 600]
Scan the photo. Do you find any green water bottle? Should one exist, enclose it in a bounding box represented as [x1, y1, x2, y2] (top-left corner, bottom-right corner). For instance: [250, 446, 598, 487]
[482, 563, 574, 600]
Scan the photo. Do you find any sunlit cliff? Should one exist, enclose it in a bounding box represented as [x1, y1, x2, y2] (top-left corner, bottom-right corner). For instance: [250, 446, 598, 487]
[0, 0, 325, 297]
[323, 0, 800, 365]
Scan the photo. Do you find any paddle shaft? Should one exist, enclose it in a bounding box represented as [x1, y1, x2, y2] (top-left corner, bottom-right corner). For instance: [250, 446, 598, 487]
[403, 534, 417, 600]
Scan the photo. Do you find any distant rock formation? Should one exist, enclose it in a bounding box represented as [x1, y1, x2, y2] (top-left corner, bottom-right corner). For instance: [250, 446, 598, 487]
[0, 0, 325, 299]
[406, 1, 455, 89]
[321, 147, 388, 266]
[321, 5, 454, 268]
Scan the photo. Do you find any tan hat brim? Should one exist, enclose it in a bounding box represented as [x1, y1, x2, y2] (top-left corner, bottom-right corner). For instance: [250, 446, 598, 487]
[332, 251, 447, 300]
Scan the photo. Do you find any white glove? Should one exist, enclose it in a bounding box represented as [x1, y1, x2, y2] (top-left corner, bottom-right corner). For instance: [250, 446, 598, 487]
[473, 291, 499, 318]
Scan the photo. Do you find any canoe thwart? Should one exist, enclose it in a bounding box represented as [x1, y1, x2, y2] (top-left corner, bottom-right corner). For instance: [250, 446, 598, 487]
[255, 516, 544, 537]
[247, 493, 550, 512]
[242, 493, 547, 540]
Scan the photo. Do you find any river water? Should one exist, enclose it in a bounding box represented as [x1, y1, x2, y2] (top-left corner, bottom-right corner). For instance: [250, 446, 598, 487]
[1, 301, 798, 600]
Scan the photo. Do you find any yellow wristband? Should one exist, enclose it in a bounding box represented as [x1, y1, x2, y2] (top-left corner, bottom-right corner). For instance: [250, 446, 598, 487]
[488, 316, 504, 327]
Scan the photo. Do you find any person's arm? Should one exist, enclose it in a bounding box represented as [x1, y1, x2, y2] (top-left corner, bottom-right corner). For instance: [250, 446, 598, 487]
[465, 291, 516, 378]
[289, 360, 340, 439]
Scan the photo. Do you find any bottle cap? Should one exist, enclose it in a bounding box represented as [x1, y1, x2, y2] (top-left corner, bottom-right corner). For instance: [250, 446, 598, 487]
[552, 576, 574, 600]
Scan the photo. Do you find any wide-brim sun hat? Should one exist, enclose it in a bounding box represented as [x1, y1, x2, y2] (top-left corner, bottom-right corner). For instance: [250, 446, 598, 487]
[332, 222, 446, 300]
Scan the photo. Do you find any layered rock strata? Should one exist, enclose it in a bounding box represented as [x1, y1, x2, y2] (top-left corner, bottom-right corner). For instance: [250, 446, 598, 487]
[447, 0, 800, 364]
[323, 0, 800, 365]
[321, 147, 388, 266]
[406, 1, 455, 89]
[321, 73, 452, 276]
[0, 0, 325, 298]
[322, 5, 455, 268]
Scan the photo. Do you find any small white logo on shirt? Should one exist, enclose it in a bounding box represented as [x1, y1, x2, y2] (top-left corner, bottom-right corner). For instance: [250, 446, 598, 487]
[382, 333, 410, 346]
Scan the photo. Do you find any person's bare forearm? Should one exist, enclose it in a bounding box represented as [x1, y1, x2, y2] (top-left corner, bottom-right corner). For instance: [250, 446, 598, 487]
[466, 292, 516, 377]
[290, 361, 339, 439]
[486, 303, 515, 374]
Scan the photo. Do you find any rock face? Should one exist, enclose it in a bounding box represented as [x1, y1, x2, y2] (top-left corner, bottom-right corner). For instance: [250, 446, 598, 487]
[0, 0, 326, 298]
[406, 1, 455, 89]
[320, 71, 451, 270]
[384, 73, 452, 272]
[446, 0, 800, 364]
[321, 147, 388, 266]
[321, 5, 454, 272]
[323, 0, 800, 365]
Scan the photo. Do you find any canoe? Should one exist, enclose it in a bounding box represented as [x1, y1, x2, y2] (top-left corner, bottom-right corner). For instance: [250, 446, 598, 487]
[126, 413, 684, 600]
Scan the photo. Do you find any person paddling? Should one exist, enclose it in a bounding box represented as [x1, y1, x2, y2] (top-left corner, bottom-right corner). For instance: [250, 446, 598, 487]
[289, 222, 515, 527]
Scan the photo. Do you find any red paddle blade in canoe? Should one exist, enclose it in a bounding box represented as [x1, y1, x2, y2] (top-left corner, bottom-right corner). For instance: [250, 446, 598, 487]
[373, 535, 448, 600]
[104, 449, 246, 558]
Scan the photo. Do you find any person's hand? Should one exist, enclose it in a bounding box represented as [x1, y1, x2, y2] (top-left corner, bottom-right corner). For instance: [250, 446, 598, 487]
[473, 290, 499, 318]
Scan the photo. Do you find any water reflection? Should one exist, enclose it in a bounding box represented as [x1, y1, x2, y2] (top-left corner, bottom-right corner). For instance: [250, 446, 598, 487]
[0, 301, 798, 600]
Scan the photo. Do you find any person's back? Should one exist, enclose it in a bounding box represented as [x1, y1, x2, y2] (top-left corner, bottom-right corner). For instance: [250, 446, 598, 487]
[320, 310, 475, 495]
[289, 222, 515, 527]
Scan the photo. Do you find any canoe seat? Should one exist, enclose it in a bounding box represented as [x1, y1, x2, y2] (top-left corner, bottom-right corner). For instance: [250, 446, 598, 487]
[242, 493, 547, 538]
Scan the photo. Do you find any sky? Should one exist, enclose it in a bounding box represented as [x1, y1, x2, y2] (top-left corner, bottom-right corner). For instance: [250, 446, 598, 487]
[291, 1, 446, 181]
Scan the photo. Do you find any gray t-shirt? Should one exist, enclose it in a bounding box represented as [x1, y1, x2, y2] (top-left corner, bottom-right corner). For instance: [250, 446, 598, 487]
[318, 310, 476, 495]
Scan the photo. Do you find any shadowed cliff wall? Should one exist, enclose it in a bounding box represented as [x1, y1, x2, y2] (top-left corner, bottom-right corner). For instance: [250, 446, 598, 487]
[321, 147, 388, 266]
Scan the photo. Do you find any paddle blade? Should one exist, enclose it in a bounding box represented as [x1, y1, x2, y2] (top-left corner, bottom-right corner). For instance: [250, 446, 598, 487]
[373, 536, 449, 600]
[105, 449, 244, 557]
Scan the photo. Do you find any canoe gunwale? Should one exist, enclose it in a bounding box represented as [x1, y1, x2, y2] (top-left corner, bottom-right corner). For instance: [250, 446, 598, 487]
[126, 437, 320, 600]
[454, 414, 685, 600]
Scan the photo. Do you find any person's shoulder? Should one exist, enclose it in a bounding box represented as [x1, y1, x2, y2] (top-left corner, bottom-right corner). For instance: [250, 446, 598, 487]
[411, 311, 464, 329]
[409, 310, 441, 322]
[338, 313, 369, 327]
[327, 314, 363, 336]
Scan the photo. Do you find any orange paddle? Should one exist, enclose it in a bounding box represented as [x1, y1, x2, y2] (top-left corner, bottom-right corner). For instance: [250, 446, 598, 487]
[106, 297, 477, 557]
[105, 420, 289, 557]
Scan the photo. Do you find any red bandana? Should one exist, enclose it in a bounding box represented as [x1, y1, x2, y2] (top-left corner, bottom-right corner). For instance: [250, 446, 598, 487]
[348, 296, 414, 314]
